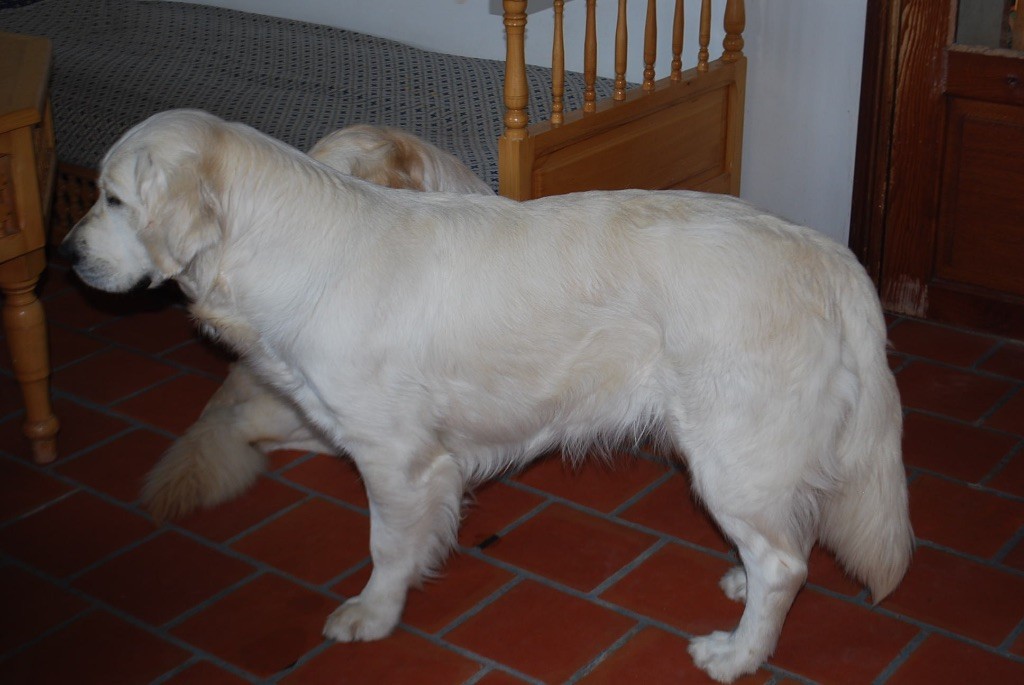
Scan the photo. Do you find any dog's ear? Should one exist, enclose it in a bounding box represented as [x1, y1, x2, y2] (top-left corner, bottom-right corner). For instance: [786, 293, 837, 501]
[135, 149, 222, 277]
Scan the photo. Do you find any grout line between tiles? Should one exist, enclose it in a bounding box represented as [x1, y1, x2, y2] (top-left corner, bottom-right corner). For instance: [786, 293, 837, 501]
[870, 629, 929, 684]
[0, 554, 265, 684]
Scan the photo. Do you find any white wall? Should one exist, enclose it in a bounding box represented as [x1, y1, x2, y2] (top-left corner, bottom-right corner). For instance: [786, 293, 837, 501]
[177, 0, 866, 244]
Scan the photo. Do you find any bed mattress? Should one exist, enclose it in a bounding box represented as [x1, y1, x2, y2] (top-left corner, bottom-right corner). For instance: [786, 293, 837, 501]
[0, 0, 612, 190]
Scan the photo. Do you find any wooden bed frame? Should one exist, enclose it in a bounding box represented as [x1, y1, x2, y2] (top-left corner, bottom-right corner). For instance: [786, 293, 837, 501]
[498, 0, 746, 200]
[49, 0, 746, 240]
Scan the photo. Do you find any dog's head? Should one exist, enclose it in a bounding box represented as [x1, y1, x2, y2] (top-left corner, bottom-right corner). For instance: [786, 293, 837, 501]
[61, 109, 225, 294]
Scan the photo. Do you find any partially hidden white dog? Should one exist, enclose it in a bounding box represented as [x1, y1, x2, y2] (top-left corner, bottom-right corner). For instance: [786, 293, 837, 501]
[61, 109, 913, 683]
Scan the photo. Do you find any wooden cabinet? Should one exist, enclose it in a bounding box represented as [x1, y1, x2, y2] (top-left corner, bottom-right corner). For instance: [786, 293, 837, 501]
[1, 31, 59, 463]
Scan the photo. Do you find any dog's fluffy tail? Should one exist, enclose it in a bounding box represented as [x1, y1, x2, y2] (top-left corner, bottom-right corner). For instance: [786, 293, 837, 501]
[142, 417, 267, 522]
[818, 268, 914, 602]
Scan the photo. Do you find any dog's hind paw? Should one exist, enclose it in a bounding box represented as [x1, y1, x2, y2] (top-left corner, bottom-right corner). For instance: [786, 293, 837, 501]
[719, 566, 747, 603]
[688, 631, 759, 683]
[322, 596, 399, 643]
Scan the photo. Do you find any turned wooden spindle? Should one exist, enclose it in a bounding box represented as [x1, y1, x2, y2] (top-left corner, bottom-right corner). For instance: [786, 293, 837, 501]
[552, 0, 565, 124]
[2, 275, 59, 464]
[642, 0, 657, 90]
[697, 0, 711, 72]
[613, 0, 628, 101]
[583, 0, 597, 113]
[501, 0, 529, 140]
[723, 0, 746, 63]
[671, 0, 684, 81]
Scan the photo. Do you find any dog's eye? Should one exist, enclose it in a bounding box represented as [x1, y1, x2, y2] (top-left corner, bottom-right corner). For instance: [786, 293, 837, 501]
[106, 194, 123, 208]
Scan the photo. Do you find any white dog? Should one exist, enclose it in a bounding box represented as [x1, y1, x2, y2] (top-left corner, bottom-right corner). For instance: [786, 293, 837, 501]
[61, 110, 912, 683]
[137, 124, 494, 523]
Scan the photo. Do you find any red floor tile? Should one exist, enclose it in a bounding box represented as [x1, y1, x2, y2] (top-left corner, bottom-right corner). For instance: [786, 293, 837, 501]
[56, 428, 171, 503]
[806, 544, 863, 596]
[175, 477, 306, 543]
[282, 630, 481, 685]
[333, 553, 514, 634]
[0, 610, 188, 684]
[92, 305, 198, 354]
[901, 412, 1017, 482]
[619, 473, 732, 552]
[0, 376, 22, 415]
[231, 498, 369, 584]
[579, 627, 772, 684]
[895, 361, 1013, 422]
[36, 261, 76, 299]
[484, 503, 656, 592]
[52, 349, 179, 405]
[171, 574, 338, 678]
[882, 546, 1024, 645]
[46, 327, 108, 368]
[979, 342, 1024, 381]
[114, 373, 222, 435]
[446, 580, 634, 683]
[888, 319, 997, 367]
[770, 589, 918, 684]
[887, 634, 1024, 684]
[0, 566, 88, 654]
[514, 451, 669, 512]
[267, 448, 311, 471]
[985, 390, 1024, 435]
[459, 481, 545, 548]
[43, 287, 125, 330]
[0, 491, 152, 577]
[163, 340, 235, 378]
[280, 453, 368, 508]
[161, 661, 251, 685]
[600, 542, 743, 636]
[0, 458, 72, 523]
[908, 475, 1024, 557]
[73, 531, 254, 625]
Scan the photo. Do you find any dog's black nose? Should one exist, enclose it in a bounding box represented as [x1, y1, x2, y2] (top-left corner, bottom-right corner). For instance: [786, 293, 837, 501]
[57, 238, 79, 266]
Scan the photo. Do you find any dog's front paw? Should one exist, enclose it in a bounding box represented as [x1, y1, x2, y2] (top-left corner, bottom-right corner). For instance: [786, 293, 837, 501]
[322, 596, 400, 642]
[688, 630, 759, 683]
[719, 566, 747, 603]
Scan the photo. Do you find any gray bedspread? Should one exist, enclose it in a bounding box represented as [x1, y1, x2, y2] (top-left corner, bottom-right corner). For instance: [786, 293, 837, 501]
[0, 0, 612, 190]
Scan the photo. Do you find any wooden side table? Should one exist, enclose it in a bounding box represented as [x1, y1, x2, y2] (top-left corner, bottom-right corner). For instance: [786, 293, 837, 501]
[0, 32, 59, 463]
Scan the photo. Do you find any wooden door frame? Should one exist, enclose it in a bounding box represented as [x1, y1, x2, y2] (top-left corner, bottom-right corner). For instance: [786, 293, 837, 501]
[849, 0, 899, 282]
[851, 0, 1024, 337]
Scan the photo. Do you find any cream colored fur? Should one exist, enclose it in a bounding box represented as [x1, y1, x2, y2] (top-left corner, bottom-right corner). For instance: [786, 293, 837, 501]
[61, 110, 913, 683]
[138, 124, 493, 522]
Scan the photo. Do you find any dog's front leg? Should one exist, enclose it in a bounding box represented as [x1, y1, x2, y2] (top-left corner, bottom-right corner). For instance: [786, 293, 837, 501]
[323, 448, 464, 641]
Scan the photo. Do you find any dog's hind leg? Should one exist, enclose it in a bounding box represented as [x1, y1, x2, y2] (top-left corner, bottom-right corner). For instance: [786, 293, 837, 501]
[143, 363, 328, 521]
[673, 402, 819, 682]
[687, 504, 810, 683]
[323, 446, 463, 642]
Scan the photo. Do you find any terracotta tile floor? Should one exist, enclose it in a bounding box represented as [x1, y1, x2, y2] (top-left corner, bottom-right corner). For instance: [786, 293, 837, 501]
[2, 260, 1024, 684]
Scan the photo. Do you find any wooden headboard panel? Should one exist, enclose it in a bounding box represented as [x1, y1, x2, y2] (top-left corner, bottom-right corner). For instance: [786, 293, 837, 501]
[498, 0, 746, 201]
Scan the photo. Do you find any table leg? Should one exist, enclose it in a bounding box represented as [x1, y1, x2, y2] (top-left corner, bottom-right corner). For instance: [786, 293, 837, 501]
[1, 269, 59, 463]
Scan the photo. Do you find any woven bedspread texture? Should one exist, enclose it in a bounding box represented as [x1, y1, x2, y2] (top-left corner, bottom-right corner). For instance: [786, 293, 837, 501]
[0, 0, 612, 190]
